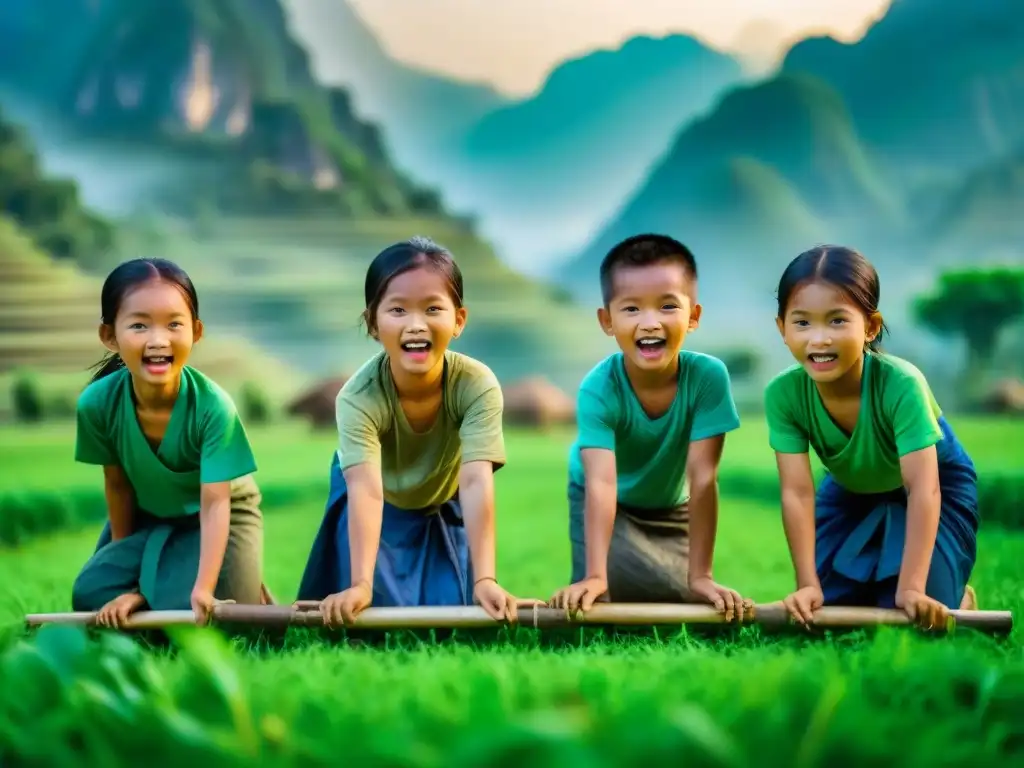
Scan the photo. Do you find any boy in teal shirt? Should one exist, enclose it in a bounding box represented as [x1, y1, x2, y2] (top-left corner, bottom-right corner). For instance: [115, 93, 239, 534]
[549, 234, 748, 620]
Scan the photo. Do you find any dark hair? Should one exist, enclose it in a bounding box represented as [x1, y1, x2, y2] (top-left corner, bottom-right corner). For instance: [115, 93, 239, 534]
[599, 233, 698, 305]
[775, 245, 888, 351]
[89, 258, 200, 382]
[361, 235, 464, 334]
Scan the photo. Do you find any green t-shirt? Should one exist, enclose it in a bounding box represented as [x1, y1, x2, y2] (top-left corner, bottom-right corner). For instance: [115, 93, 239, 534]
[568, 350, 741, 508]
[336, 349, 507, 509]
[764, 352, 943, 494]
[75, 365, 259, 518]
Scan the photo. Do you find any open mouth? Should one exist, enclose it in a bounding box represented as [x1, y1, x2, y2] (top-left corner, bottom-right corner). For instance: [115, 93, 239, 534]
[401, 341, 431, 354]
[636, 337, 666, 357]
[141, 355, 174, 374]
[808, 353, 838, 365]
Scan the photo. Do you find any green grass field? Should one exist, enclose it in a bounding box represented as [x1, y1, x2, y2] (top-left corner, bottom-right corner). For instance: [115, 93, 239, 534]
[1, 418, 1023, 765]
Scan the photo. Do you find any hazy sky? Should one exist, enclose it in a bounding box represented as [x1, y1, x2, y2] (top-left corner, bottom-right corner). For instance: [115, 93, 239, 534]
[344, 0, 894, 96]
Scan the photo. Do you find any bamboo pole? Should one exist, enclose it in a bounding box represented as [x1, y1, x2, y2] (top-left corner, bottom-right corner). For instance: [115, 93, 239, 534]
[24, 602, 1014, 633]
[24, 610, 198, 629]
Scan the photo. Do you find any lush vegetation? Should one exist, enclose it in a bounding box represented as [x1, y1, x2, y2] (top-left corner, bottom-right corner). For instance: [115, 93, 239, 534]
[1, 422, 1023, 766]
[0, 106, 114, 263]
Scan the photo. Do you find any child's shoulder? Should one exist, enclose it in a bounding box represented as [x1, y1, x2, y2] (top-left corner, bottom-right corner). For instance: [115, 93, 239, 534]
[870, 352, 928, 384]
[868, 352, 937, 404]
[764, 363, 808, 401]
[444, 351, 502, 410]
[336, 351, 389, 409]
[578, 353, 625, 394]
[77, 366, 129, 415]
[445, 349, 499, 385]
[679, 349, 731, 380]
[183, 366, 239, 413]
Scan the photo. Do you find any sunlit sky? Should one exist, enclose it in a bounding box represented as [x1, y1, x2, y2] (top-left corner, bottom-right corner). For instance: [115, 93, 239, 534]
[335, 0, 894, 96]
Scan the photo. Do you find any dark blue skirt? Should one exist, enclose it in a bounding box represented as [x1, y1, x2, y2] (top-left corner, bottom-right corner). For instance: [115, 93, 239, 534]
[296, 452, 474, 606]
[815, 416, 979, 609]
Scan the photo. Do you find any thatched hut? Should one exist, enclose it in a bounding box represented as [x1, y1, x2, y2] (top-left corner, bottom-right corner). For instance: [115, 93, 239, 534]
[979, 379, 1024, 415]
[286, 375, 349, 429]
[501, 376, 576, 428]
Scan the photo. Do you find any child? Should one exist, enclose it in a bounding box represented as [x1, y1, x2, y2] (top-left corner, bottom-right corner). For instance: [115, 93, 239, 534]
[295, 236, 536, 627]
[549, 234, 749, 620]
[72, 257, 266, 627]
[765, 245, 979, 631]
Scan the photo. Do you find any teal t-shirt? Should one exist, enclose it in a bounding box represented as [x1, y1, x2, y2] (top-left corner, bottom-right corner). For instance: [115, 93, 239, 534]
[75, 365, 258, 518]
[568, 350, 741, 508]
[764, 352, 943, 494]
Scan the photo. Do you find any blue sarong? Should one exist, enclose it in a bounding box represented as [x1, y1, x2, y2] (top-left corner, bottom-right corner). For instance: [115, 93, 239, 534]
[815, 416, 979, 609]
[296, 452, 473, 606]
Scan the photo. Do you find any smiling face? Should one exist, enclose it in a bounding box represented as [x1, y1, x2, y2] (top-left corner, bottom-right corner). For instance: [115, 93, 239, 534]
[598, 260, 701, 376]
[776, 279, 881, 385]
[99, 278, 203, 391]
[371, 265, 467, 378]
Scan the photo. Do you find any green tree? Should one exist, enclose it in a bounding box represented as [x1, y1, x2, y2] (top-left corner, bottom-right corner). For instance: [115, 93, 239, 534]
[11, 371, 44, 423]
[913, 267, 1024, 391]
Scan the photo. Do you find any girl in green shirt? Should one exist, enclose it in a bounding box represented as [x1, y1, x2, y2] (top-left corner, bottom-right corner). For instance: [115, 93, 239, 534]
[765, 246, 979, 631]
[296, 236, 539, 626]
[72, 258, 267, 627]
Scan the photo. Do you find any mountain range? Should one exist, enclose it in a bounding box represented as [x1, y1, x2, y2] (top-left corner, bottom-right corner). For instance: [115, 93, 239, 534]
[272, 2, 750, 268]
[559, 0, 1023, 357]
[0, 0, 1020, 394]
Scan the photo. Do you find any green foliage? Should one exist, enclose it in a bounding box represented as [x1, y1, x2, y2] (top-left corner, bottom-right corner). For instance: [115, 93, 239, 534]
[1, 463, 1021, 549]
[913, 267, 1024, 369]
[0, 422, 1022, 765]
[714, 347, 761, 379]
[238, 382, 271, 425]
[2, 622, 1024, 766]
[43, 0, 448, 222]
[0, 481, 324, 548]
[11, 371, 44, 423]
[0, 108, 115, 263]
[0, 625, 272, 765]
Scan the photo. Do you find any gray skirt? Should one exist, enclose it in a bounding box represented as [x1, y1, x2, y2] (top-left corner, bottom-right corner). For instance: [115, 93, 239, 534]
[568, 480, 690, 602]
[71, 474, 266, 611]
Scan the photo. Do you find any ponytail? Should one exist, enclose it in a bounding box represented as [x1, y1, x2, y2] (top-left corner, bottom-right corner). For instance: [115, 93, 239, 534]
[89, 353, 126, 383]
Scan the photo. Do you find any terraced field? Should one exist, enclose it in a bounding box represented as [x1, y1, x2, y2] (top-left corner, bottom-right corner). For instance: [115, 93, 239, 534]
[112, 215, 619, 389]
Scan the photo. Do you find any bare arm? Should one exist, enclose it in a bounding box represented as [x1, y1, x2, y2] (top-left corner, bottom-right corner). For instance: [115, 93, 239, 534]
[685, 435, 725, 585]
[896, 445, 941, 596]
[195, 481, 232, 594]
[459, 460, 497, 583]
[581, 448, 617, 581]
[102, 465, 136, 541]
[776, 452, 820, 590]
[344, 463, 385, 589]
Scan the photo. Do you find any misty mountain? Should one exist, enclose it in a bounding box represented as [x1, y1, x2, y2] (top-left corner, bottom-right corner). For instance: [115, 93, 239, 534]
[559, 73, 900, 331]
[782, 0, 1024, 180]
[926, 145, 1024, 262]
[445, 34, 745, 269]
[278, 0, 508, 185]
[0, 0, 444, 220]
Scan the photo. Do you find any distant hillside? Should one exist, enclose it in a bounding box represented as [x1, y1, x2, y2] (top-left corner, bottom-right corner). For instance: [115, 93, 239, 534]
[782, 0, 1024, 177]
[277, 0, 508, 190]
[0, 0, 447, 221]
[0, 105, 114, 264]
[113, 214, 616, 394]
[927, 145, 1024, 260]
[0, 215, 304, 410]
[443, 35, 745, 266]
[559, 73, 900, 326]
